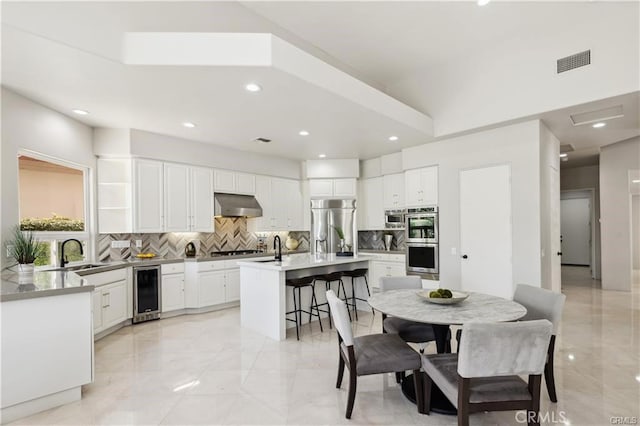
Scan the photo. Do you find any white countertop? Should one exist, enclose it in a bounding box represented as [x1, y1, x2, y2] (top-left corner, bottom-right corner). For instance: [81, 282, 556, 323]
[237, 253, 373, 271]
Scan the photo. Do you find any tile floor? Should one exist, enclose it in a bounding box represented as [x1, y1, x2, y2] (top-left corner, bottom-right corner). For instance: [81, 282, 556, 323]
[12, 267, 640, 425]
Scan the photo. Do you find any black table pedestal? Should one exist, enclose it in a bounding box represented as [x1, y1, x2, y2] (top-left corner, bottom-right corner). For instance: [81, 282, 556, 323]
[401, 373, 457, 415]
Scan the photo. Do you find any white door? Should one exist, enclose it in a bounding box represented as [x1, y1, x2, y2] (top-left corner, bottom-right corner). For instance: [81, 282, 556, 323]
[333, 179, 357, 197]
[164, 163, 190, 232]
[161, 274, 185, 312]
[421, 166, 438, 206]
[191, 167, 214, 232]
[549, 167, 561, 292]
[405, 169, 422, 207]
[365, 177, 385, 229]
[460, 165, 513, 299]
[198, 271, 226, 307]
[235, 173, 255, 195]
[102, 281, 127, 329]
[560, 198, 591, 266]
[214, 170, 235, 192]
[225, 269, 241, 302]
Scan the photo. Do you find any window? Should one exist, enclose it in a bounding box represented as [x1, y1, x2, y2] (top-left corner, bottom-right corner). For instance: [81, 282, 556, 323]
[18, 153, 90, 267]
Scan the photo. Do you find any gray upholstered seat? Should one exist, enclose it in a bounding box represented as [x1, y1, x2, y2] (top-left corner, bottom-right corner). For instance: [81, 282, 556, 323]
[327, 290, 424, 419]
[421, 320, 553, 426]
[379, 276, 439, 346]
[340, 333, 420, 376]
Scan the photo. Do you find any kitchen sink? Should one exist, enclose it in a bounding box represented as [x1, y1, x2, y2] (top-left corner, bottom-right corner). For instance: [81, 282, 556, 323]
[48, 264, 106, 272]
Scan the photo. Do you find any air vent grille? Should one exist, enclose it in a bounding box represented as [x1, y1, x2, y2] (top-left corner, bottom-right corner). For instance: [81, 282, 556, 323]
[557, 50, 591, 73]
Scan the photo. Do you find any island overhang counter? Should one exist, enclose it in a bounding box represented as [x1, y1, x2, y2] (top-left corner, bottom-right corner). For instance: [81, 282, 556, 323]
[237, 253, 373, 340]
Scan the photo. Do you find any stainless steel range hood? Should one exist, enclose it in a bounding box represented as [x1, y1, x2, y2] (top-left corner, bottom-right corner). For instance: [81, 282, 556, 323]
[214, 193, 263, 218]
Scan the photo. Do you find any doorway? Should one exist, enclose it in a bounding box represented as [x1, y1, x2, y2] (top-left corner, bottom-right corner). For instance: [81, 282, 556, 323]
[560, 190, 594, 276]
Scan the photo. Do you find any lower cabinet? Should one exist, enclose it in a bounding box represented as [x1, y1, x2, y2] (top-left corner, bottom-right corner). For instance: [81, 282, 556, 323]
[161, 263, 186, 313]
[85, 269, 130, 334]
[185, 261, 243, 308]
[366, 253, 407, 289]
[93, 281, 127, 332]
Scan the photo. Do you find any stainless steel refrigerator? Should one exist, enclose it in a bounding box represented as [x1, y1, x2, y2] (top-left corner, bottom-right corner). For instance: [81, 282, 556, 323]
[310, 199, 357, 255]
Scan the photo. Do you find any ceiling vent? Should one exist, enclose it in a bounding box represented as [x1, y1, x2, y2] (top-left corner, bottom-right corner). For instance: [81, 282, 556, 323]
[255, 137, 271, 143]
[560, 144, 575, 153]
[570, 105, 624, 126]
[557, 50, 591, 73]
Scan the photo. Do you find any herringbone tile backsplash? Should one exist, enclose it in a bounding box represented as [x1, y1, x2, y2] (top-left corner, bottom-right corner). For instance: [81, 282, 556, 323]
[358, 230, 405, 250]
[98, 218, 310, 261]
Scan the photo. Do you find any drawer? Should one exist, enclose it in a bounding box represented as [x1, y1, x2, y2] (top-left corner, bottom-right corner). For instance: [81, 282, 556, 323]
[161, 262, 185, 275]
[196, 261, 226, 272]
[385, 254, 406, 262]
[83, 268, 127, 286]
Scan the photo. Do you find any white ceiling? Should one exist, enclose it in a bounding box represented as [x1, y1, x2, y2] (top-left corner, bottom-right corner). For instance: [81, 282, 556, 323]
[1, 1, 639, 165]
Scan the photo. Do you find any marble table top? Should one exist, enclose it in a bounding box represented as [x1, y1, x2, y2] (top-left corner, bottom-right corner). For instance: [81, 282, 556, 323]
[367, 289, 527, 325]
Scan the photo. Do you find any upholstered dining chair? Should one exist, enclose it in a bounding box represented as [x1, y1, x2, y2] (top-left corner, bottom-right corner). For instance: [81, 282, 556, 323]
[326, 290, 423, 419]
[379, 276, 441, 351]
[422, 320, 553, 426]
[513, 284, 566, 402]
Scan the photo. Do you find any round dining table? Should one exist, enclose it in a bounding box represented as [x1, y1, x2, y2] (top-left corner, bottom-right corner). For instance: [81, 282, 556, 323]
[367, 289, 527, 415]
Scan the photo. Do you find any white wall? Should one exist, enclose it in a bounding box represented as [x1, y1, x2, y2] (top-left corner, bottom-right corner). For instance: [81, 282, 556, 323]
[560, 165, 601, 279]
[403, 120, 543, 293]
[1, 88, 95, 267]
[127, 129, 302, 179]
[539, 122, 561, 291]
[633, 195, 640, 270]
[600, 136, 640, 291]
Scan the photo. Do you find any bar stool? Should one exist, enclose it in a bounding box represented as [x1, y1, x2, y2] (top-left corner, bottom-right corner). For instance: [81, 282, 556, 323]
[285, 276, 323, 340]
[314, 272, 352, 328]
[341, 268, 374, 320]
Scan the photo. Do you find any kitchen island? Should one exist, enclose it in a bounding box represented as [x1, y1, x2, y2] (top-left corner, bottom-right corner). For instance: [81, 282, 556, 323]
[1, 270, 94, 423]
[237, 253, 373, 340]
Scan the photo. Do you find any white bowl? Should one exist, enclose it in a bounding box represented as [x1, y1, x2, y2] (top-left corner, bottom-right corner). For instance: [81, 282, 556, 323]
[418, 290, 469, 305]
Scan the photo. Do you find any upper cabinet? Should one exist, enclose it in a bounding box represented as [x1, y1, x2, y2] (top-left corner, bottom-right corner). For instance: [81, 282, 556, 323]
[98, 159, 213, 233]
[405, 166, 438, 207]
[214, 170, 255, 195]
[309, 178, 357, 198]
[383, 173, 405, 209]
[363, 177, 385, 230]
[248, 176, 303, 232]
[134, 159, 165, 233]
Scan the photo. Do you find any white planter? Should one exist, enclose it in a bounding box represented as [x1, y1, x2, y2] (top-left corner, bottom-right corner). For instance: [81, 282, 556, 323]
[16, 263, 35, 284]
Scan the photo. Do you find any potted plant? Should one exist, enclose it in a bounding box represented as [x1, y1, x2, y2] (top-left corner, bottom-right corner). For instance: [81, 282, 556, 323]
[5, 226, 44, 282]
[332, 226, 346, 252]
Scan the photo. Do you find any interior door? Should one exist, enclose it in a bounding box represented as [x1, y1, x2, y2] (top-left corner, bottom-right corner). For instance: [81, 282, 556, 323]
[460, 164, 513, 299]
[560, 198, 591, 265]
[549, 166, 561, 292]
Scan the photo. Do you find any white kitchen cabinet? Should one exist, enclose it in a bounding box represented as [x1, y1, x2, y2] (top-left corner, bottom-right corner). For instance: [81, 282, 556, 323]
[198, 270, 227, 306]
[214, 170, 255, 195]
[85, 269, 130, 334]
[190, 167, 214, 232]
[161, 263, 186, 313]
[309, 178, 357, 198]
[248, 176, 302, 231]
[164, 163, 190, 231]
[370, 260, 407, 289]
[186, 261, 243, 308]
[97, 158, 133, 233]
[363, 177, 385, 230]
[405, 166, 438, 207]
[383, 173, 405, 209]
[133, 159, 164, 232]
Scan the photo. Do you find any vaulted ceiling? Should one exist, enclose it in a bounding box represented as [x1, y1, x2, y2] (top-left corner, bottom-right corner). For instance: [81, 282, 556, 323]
[2, 1, 638, 166]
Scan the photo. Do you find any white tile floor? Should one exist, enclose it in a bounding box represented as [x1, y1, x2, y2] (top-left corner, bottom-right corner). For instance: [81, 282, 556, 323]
[12, 267, 640, 425]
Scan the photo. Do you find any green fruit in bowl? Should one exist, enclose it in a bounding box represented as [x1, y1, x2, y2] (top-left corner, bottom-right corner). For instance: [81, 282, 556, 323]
[441, 289, 453, 298]
[429, 290, 441, 298]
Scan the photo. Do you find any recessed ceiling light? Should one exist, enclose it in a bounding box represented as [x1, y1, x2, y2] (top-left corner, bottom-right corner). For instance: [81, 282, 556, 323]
[245, 83, 262, 92]
[388, 136, 399, 141]
[568, 354, 575, 361]
[318, 154, 326, 158]
[632, 179, 640, 184]
[72, 109, 89, 115]
[182, 122, 196, 128]
[299, 130, 309, 136]
[477, 0, 490, 5]
[559, 153, 568, 158]
[592, 122, 606, 128]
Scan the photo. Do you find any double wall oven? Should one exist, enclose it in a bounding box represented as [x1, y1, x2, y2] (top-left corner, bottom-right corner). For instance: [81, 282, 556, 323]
[405, 206, 439, 276]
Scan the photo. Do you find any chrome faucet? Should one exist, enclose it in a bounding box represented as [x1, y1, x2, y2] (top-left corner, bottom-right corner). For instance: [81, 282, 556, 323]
[273, 235, 282, 261]
[60, 239, 83, 268]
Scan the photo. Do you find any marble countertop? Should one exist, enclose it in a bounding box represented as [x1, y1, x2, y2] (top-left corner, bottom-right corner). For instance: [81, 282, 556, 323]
[237, 253, 374, 271]
[1, 270, 93, 302]
[359, 249, 406, 254]
[367, 289, 527, 325]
